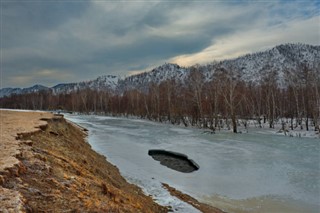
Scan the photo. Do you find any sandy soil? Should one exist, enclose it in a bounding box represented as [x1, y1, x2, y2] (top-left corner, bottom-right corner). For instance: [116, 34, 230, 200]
[0, 110, 52, 172]
[0, 110, 53, 212]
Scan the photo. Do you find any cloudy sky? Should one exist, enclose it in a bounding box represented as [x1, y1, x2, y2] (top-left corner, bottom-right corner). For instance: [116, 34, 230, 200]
[1, 0, 319, 88]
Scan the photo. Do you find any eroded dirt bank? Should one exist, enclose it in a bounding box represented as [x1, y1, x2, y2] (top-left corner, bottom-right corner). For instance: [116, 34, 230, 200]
[0, 110, 53, 212]
[0, 110, 167, 212]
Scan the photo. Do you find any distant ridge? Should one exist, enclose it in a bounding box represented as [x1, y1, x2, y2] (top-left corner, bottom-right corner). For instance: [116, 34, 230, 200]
[1, 43, 319, 98]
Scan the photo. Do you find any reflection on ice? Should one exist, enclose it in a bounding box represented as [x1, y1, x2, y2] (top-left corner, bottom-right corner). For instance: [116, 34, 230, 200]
[65, 114, 320, 213]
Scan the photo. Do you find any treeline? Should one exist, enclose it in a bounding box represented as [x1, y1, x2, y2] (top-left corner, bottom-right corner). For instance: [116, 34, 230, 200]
[1, 64, 319, 133]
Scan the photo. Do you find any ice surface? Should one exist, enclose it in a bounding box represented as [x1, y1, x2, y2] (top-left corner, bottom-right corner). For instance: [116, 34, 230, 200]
[65, 114, 320, 213]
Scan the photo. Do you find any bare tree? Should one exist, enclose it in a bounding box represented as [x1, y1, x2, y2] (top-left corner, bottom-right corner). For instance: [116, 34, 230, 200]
[215, 65, 243, 133]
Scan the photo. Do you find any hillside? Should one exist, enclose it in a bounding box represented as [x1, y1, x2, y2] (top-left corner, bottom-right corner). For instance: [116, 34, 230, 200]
[119, 43, 319, 91]
[1, 43, 319, 98]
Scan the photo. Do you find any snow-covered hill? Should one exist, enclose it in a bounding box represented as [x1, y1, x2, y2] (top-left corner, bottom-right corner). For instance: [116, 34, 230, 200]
[117, 63, 188, 92]
[0, 75, 118, 98]
[214, 43, 319, 87]
[117, 43, 319, 91]
[51, 75, 118, 95]
[1, 43, 319, 98]
[0, 85, 50, 98]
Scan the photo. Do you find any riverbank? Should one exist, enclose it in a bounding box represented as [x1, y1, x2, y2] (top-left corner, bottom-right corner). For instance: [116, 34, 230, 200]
[0, 110, 167, 212]
[65, 114, 320, 213]
[1, 110, 226, 212]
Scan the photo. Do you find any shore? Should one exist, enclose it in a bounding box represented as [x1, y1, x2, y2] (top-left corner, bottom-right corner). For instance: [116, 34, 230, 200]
[0, 110, 167, 212]
[0, 110, 222, 212]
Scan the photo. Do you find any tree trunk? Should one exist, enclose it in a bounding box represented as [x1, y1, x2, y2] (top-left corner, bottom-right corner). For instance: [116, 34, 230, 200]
[232, 113, 237, 133]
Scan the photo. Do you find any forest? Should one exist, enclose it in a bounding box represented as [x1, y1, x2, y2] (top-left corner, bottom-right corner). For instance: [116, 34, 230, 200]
[1, 64, 319, 133]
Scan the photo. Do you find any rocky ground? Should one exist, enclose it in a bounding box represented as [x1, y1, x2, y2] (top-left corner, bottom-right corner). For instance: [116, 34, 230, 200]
[0, 110, 224, 213]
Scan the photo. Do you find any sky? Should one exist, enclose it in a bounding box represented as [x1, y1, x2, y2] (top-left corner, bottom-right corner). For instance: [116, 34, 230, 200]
[1, 0, 319, 88]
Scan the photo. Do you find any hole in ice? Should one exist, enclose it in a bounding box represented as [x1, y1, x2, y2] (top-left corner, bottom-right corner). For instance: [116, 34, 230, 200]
[148, 149, 199, 173]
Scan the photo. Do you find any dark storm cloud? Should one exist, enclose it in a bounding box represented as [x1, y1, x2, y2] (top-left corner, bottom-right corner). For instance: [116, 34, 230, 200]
[1, 0, 319, 87]
[2, 1, 89, 48]
[92, 35, 212, 63]
[2, 1, 88, 28]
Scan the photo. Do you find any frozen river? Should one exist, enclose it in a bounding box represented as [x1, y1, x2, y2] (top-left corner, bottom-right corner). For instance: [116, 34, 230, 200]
[65, 114, 320, 213]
